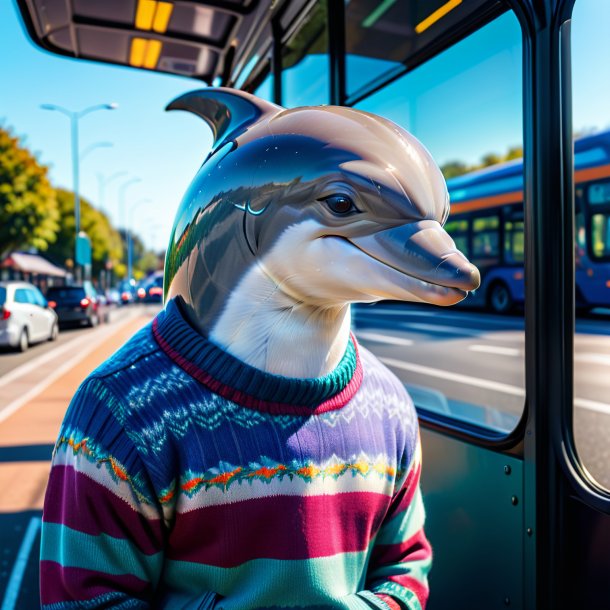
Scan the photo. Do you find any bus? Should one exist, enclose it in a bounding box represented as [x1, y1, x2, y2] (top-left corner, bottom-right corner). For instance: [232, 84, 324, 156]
[12, 1, 610, 609]
[446, 130, 610, 313]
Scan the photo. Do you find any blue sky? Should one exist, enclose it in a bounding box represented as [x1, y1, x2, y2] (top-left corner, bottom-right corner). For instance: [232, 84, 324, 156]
[1, 1, 608, 253]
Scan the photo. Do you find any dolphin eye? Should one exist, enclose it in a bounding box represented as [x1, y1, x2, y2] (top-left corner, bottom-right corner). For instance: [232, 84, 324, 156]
[320, 195, 358, 216]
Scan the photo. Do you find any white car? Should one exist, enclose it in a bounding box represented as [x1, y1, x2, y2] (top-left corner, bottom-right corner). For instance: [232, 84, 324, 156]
[0, 281, 59, 351]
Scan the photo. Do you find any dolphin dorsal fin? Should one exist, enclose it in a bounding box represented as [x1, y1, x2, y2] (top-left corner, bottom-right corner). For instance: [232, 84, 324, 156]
[166, 87, 282, 148]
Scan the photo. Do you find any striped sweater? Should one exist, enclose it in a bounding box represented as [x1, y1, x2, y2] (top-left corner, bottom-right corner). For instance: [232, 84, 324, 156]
[40, 298, 432, 610]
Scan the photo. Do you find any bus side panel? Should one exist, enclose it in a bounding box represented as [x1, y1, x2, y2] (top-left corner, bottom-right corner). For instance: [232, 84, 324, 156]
[420, 429, 524, 609]
[566, 497, 610, 610]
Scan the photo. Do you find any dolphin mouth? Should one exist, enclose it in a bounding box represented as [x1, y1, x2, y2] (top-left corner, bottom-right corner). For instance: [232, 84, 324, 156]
[321, 235, 471, 305]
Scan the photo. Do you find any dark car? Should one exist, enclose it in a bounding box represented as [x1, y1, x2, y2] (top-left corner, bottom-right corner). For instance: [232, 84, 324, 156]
[46, 283, 106, 328]
[139, 272, 164, 303]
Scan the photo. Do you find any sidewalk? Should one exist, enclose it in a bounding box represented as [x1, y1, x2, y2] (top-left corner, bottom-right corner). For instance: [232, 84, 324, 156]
[0, 310, 156, 609]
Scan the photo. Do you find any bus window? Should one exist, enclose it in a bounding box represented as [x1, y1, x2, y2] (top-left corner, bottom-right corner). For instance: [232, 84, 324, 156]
[504, 212, 524, 264]
[445, 218, 469, 256]
[350, 11, 524, 436]
[472, 216, 500, 265]
[281, 0, 329, 107]
[591, 213, 610, 259]
[572, 1, 610, 491]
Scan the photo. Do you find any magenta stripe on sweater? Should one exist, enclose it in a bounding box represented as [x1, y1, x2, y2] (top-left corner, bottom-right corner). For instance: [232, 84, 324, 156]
[375, 594, 402, 610]
[387, 574, 429, 608]
[167, 492, 389, 566]
[153, 318, 363, 415]
[43, 465, 162, 555]
[370, 528, 432, 568]
[40, 561, 151, 605]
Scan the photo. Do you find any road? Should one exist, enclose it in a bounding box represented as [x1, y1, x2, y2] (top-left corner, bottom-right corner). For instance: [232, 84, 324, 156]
[352, 302, 610, 489]
[0, 305, 159, 609]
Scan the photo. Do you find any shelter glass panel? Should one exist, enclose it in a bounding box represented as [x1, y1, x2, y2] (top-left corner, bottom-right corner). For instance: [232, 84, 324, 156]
[572, 0, 610, 491]
[351, 11, 524, 435]
[281, 0, 329, 107]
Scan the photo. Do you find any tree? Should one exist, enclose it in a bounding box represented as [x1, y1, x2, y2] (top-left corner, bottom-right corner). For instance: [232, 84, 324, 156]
[440, 144, 524, 179]
[46, 189, 123, 276]
[0, 126, 59, 256]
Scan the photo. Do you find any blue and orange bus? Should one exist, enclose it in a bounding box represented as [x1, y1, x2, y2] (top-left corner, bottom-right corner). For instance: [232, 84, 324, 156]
[446, 130, 610, 313]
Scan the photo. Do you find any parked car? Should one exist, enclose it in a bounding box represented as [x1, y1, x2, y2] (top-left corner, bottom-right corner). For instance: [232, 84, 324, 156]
[139, 271, 164, 303]
[46, 283, 107, 328]
[116, 280, 137, 306]
[0, 281, 59, 351]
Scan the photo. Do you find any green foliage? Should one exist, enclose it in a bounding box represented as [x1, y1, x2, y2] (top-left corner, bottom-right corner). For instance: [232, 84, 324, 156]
[441, 145, 524, 179]
[46, 189, 123, 276]
[0, 126, 59, 255]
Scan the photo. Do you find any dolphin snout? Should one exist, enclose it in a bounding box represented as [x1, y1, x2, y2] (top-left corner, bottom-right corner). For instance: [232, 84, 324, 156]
[436, 253, 481, 292]
[349, 219, 480, 300]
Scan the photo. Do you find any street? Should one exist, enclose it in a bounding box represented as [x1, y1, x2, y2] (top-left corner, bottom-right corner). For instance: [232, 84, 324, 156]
[0, 302, 608, 607]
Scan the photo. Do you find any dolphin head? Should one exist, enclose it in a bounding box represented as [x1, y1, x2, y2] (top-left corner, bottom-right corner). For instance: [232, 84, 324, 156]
[165, 88, 480, 332]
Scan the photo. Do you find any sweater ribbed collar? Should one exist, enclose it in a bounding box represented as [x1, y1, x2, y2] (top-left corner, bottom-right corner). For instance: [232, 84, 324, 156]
[152, 298, 362, 416]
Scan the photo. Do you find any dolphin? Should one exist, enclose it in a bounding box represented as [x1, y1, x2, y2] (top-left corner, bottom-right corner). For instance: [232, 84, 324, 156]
[164, 88, 480, 377]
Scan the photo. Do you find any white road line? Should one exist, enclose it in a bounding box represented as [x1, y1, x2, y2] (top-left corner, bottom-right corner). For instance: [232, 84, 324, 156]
[400, 322, 482, 337]
[1, 516, 41, 610]
[0, 334, 89, 388]
[356, 332, 414, 346]
[469, 344, 521, 357]
[575, 353, 610, 366]
[381, 357, 525, 396]
[380, 357, 610, 416]
[574, 398, 610, 416]
[0, 312, 142, 424]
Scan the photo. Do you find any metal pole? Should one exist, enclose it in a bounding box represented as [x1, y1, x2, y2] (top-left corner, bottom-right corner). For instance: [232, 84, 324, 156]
[71, 115, 81, 281]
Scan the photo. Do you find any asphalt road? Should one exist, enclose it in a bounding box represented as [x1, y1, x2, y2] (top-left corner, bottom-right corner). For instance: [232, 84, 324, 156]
[352, 302, 610, 489]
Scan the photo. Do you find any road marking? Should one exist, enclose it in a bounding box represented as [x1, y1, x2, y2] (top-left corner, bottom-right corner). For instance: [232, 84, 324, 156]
[574, 398, 610, 416]
[356, 331, 414, 346]
[381, 357, 525, 396]
[0, 311, 143, 424]
[1, 516, 41, 610]
[400, 322, 482, 337]
[575, 353, 610, 366]
[469, 344, 521, 357]
[380, 357, 610, 415]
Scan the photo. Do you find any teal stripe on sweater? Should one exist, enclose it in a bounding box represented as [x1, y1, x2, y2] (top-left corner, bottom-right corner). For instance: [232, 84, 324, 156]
[40, 523, 163, 581]
[374, 487, 426, 546]
[163, 552, 376, 609]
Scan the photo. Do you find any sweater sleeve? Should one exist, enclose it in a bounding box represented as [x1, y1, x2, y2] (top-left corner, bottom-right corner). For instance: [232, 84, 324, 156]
[359, 435, 432, 610]
[40, 377, 166, 609]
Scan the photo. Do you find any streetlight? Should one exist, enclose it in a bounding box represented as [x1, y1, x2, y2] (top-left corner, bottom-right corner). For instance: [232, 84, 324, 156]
[97, 171, 127, 214]
[127, 198, 152, 283]
[80, 141, 113, 163]
[117, 177, 141, 279]
[41, 102, 118, 280]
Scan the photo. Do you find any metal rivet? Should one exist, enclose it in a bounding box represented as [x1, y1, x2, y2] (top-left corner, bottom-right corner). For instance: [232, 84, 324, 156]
[504, 465, 512, 475]
[527, 527, 533, 536]
[505, 596, 511, 605]
[511, 495, 519, 505]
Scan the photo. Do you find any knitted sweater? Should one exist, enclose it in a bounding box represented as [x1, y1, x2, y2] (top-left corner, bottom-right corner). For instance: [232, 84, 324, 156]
[40, 298, 432, 610]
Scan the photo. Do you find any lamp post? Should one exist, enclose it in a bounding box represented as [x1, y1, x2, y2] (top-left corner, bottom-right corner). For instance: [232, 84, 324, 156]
[117, 177, 141, 282]
[127, 198, 152, 283]
[97, 171, 128, 214]
[41, 102, 118, 281]
[80, 141, 113, 163]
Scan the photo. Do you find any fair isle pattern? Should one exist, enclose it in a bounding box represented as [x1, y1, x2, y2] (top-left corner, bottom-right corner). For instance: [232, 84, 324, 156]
[158, 453, 401, 505]
[40, 300, 431, 610]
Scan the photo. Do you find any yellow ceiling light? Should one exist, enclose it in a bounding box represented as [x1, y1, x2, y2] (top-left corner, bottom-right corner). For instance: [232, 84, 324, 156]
[144, 39, 162, 69]
[135, 0, 156, 30]
[135, 0, 173, 33]
[153, 2, 174, 33]
[415, 0, 462, 35]
[130, 37, 162, 69]
[130, 37, 148, 67]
